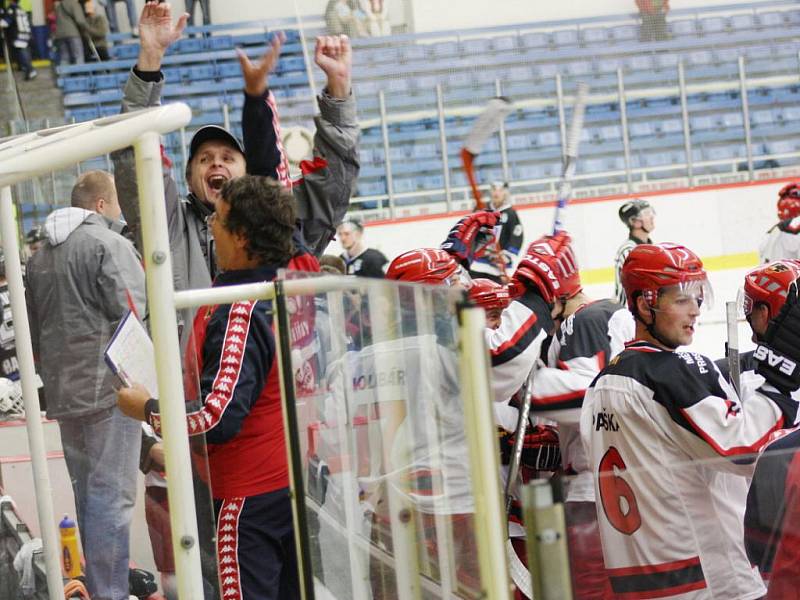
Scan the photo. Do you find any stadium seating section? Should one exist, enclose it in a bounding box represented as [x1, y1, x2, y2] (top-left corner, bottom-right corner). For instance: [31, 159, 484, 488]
[52, 1, 800, 214]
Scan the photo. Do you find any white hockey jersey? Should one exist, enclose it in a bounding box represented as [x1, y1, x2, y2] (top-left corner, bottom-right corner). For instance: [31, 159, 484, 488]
[581, 341, 800, 599]
[486, 288, 554, 403]
[758, 217, 800, 263]
[530, 299, 634, 502]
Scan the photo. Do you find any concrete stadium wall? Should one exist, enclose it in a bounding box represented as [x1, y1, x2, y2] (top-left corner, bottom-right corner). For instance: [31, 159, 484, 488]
[325, 178, 784, 281]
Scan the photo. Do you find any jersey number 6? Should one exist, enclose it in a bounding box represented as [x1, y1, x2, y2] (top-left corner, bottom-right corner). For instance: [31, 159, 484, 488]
[598, 446, 642, 535]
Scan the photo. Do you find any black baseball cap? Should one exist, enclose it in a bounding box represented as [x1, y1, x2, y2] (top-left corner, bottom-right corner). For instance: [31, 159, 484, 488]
[187, 126, 244, 164]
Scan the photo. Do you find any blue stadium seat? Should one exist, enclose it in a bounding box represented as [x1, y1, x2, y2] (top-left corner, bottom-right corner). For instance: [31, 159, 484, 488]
[721, 112, 743, 128]
[535, 63, 558, 79]
[112, 43, 140, 60]
[422, 174, 444, 189]
[506, 66, 532, 82]
[612, 25, 638, 42]
[62, 76, 91, 93]
[553, 28, 579, 47]
[750, 109, 775, 126]
[690, 115, 715, 131]
[175, 38, 204, 54]
[767, 139, 796, 154]
[670, 19, 698, 37]
[565, 61, 591, 77]
[537, 131, 560, 147]
[492, 35, 517, 52]
[659, 119, 684, 135]
[399, 45, 427, 62]
[600, 125, 621, 141]
[393, 178, 416, 193]
[714, 47, 740, 64]
[629, 122, 654, 137]
[596, 57, 622, 73]
[207, 35, 234, 51]
[687, 50, 713, 67]
[627, 56, 653, 72]
[758, 12, 786, 28]
[699, 16, 726, 35]
[93, 74, 118, 90]
[412, 143, 438, 158]
[433, 41, 459, 58]
[462, 38, 490, 55]
[188, 65, 215, 81]
[521, 31, 549, 49]
[730, 13, 756, 31]
[655, 54, 679, 70]
[581, 27, 608, 45]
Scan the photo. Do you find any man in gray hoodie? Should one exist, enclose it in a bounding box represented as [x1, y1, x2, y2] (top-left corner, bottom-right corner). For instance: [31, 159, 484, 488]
[26, 170, 146, 600]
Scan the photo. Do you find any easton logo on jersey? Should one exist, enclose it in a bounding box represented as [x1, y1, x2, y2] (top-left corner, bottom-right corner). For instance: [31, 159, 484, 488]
[754, 345, 797, 376]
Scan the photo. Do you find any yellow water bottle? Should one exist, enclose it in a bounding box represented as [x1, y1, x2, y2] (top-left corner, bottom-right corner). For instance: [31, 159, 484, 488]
[59, 514, 82, 578]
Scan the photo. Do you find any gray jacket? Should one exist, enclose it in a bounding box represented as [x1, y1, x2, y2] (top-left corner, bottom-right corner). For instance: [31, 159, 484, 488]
[27, 208, 146, 420]
[54, 0, 87, 40]
[112, 70, 359, 341]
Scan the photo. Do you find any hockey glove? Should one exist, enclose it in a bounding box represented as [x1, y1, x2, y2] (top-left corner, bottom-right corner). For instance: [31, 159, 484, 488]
[755, 278, 800, 394]
[440, 210, 500, 266]
[505, 424, 562, 472]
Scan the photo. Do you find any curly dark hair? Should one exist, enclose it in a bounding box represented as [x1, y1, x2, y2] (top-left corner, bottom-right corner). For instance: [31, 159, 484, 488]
[219, 176, 296, 266]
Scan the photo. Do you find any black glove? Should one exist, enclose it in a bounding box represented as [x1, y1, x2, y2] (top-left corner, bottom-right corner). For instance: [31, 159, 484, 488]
[755, 278, 800, 394]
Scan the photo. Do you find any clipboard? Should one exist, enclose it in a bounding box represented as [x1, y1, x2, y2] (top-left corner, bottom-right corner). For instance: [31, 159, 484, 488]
[104, 310, 159, 398]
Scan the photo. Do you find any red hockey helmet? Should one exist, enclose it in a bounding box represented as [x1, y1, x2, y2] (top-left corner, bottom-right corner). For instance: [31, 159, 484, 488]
[741, 259, 800, 318]
[777, 183, 800, 220]
[512, 231, 582, 305]
[621, 243, 713, 312]
[386, 248, 462, 285]
[468, 278, 511, 310]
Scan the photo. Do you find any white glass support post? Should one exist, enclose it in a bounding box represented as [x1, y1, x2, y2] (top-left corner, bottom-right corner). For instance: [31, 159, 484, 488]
[0, 186, 63, 600]
[132, 132, 206, 598]
[459, 305, 511, 600]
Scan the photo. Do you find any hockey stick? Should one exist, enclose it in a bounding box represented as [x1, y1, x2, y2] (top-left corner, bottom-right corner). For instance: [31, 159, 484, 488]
[504, 365, 537, 599]
[726, 301, 742, 396]
[461, 96, 514, 210]
[552, 82, 589, 234]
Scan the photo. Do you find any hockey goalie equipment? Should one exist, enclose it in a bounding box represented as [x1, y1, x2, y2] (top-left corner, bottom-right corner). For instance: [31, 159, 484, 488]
[777, 183, 800, 221]
[755, 276, 800, 394]
[742, 260, 800, 318]
[621, 243, 712, 312]
[511, 231, 581, 305]
[386, 248, 460, 285]
[468, 278, 511, 310]
[440, 210, 500, 266]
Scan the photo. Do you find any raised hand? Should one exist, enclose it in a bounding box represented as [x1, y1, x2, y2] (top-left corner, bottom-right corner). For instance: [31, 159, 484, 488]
[236, 31, 286, 97]
[137, 1, 189, 71]
[314, 34, 352, 99]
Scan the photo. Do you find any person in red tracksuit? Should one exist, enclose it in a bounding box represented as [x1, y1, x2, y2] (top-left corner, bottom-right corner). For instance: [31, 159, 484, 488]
[119, 175, 300, 600]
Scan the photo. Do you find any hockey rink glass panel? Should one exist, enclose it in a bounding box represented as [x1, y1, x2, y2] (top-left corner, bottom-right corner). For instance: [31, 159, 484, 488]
[276, 272, 485, 599]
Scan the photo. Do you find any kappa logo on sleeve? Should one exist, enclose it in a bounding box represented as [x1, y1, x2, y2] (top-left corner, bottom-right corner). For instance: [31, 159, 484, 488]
[754, 345, 798, 376]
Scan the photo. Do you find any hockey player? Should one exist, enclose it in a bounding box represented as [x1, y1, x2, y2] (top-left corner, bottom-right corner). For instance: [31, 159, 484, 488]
[613, 199, 655, 305]
[468, 181, 524, 284]
[581, 242, 800, 599]
[758, 182, 800, 263]
[527, 242, 634, 599]
[337, 217, 388, 278]
[734, 260, 800, 587]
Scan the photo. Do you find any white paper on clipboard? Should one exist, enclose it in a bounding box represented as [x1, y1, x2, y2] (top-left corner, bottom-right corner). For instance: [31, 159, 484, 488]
[104, 311, 159, 398]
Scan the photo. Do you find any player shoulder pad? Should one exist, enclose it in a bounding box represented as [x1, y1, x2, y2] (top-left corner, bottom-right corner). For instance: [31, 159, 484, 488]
[778, 216, 800, 235]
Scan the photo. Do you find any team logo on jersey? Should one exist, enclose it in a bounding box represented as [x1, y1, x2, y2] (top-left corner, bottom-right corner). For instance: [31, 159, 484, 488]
[754, 345, 797, 376]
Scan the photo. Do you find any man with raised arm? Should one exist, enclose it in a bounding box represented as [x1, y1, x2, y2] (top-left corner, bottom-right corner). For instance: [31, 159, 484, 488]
[112, 2, 359, 300]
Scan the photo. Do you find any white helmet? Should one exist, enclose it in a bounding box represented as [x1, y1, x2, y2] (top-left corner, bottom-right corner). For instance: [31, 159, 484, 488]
[0, 378, 24, 419]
